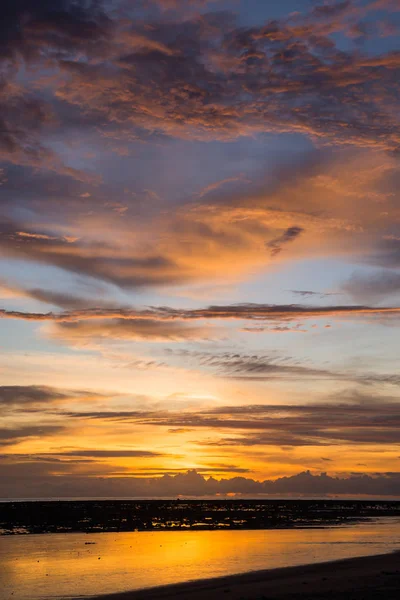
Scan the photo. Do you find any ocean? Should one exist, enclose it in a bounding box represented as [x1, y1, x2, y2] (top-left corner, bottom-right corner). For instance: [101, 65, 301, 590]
[1, 515, 399, 600]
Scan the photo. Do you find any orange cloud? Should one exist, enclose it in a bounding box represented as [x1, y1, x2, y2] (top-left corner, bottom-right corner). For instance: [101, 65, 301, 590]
[0, 151, 397, 291]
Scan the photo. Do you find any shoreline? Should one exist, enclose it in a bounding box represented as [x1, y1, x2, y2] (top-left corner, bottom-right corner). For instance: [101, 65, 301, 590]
[2, 499, 399, 536]
[84, 551, 400, 600]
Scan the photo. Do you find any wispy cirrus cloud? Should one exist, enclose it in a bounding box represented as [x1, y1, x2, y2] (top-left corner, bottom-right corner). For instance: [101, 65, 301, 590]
[169, 350, 400, 386]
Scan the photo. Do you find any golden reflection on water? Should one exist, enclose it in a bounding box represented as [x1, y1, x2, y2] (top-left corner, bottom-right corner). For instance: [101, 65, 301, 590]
[1, 518, 399, 600]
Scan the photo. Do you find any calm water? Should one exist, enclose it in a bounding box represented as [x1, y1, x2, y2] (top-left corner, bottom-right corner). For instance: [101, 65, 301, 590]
[0, 517, 399, 600]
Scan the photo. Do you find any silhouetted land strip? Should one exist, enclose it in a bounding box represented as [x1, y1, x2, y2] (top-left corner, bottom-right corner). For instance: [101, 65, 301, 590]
[1, 499, 399, 534]
[79, 551, 400, 600]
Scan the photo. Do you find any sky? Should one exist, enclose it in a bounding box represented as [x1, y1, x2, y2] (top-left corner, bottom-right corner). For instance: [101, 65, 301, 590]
[0, 0, 400, 498]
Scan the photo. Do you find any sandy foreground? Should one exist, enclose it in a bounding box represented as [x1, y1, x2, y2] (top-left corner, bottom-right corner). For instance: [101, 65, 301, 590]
[83, 551, 400, 600]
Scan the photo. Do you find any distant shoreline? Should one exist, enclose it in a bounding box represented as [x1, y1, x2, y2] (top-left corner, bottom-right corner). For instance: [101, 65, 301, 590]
[1, 498, 399, 535]
[79, 551, 400, 600]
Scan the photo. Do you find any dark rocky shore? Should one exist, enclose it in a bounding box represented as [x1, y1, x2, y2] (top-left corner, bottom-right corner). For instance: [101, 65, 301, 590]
[1, 499, 399, 534]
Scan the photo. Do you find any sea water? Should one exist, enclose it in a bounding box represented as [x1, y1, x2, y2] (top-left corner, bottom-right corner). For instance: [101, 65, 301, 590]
[0, 517, 399, 600]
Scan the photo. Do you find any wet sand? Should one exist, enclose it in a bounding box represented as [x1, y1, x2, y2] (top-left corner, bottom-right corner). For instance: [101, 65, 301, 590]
[87, 551, 400, 600]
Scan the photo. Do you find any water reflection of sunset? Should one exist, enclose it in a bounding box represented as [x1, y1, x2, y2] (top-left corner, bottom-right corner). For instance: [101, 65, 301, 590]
[2, 520, 400, 600]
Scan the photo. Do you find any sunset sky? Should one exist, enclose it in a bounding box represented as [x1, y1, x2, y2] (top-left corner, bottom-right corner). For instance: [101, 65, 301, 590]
[1, 0, 400, 498]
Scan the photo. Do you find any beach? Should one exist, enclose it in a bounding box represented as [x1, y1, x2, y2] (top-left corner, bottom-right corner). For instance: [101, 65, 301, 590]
[88, 551, 400, 600]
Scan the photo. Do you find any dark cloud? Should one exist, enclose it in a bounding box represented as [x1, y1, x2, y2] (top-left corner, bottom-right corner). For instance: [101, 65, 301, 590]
[289, 290, 324, 297]
[24, 288, 118, 310]
[0, 385, 69, 407]
[0, 425, 65, 446]
[2, 301, 400, 343]
[187, 351, 334, 378]
[180, 351, 400, 386]
[199, 400, 400, 447]
[209, 428, 400, 447]
[312, 1, 352, 19]
[63, 410, 160, 421]
[367, 236, 400, 270]
[0, 224, 184, 288]
[59, 449, 164, 458]
[0, 453, 96, 464]
[0, 385, 109, 411]
[2, 301, 400, 323]
[0, 0, 110, 62]
[0, 0, 399, 183]
[61, 398, 400, 447]
[342, 271, 400, 302]
[0, 456, 124, 483]
[0, 1, 110, 177]
[267, 226, 304, 257]
[53, 3, 400, 151]
[0, 455, 247, 476]
[289, 290, 343, 298]
[0, 88, 53, 169]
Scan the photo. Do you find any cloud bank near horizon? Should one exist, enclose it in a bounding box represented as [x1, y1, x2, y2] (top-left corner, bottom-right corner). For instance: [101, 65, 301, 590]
[0, 466, 399, 499]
